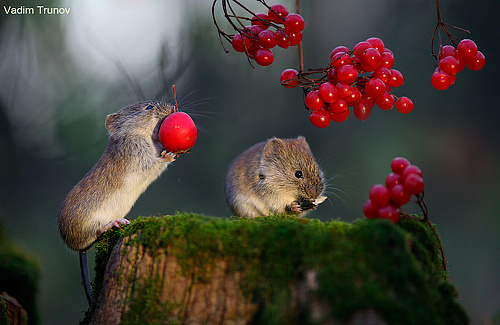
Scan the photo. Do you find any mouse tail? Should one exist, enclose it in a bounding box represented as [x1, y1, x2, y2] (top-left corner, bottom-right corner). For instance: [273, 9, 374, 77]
[79, 250, 93, 305]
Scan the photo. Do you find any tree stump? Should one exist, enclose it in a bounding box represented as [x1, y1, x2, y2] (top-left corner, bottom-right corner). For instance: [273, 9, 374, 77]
[81, 214, 469, 325]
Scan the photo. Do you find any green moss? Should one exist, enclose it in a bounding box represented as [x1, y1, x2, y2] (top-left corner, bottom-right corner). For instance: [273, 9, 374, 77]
[0, 296, 9, 325]
[0, 223, 39, 325]
[82, 213, 468, 325]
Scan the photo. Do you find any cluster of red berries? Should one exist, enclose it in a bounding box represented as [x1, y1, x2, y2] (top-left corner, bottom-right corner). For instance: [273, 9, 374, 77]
[362, 157, 424, 224]
[432, 39, 485, 90]
[280, 37, 414, 128]
[231, 3, 304, 67]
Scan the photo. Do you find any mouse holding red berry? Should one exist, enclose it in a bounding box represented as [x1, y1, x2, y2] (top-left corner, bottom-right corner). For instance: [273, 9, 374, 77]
[58, 100, 197, 304]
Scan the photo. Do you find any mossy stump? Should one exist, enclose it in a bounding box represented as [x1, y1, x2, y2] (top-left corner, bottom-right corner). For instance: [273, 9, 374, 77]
[82, 214, 468, 325]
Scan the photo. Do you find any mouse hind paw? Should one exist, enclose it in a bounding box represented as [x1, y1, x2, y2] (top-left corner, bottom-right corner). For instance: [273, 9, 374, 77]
[97, 218, 131, 236]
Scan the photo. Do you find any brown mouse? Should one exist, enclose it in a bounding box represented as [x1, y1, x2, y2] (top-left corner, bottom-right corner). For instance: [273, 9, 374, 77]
[224, 136, 327, 218]
[57, 100, 181, 303]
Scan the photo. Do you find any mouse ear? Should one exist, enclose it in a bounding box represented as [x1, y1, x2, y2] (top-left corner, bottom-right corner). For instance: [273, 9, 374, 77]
[296, 136, 310, 149]
[263, 137, 284, 158]
[105, 113, 119, 132]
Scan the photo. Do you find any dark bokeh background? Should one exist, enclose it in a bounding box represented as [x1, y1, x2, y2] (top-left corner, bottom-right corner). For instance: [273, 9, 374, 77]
[0, 0, 498, 324]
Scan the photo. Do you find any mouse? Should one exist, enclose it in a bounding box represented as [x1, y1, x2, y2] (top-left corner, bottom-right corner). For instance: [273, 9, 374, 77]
[224, 136, 327, 218]
[57, 100, 181, 304]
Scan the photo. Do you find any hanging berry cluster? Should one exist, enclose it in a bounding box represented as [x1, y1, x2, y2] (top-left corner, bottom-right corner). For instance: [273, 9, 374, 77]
[280, 37, 414, 127]
[362, 157, 447, 271]
[362, 157, 424, 224]
[430, 0, 485, 91]
[212, 1, 304, 67]
[432, 39, 485, 90]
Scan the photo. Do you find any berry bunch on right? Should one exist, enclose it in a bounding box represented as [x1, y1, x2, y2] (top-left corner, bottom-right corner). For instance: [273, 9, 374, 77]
[281, 37, 414, 128]
[362, 157, 424, 224]
[432, 39, 485, 90]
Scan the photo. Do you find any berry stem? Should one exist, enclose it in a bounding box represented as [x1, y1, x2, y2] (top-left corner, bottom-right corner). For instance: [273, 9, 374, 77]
[402, 193, 447, 272]
[296, 0, 304, 73]
[431, 0, 471, 61]
[172, 85, 178, 112]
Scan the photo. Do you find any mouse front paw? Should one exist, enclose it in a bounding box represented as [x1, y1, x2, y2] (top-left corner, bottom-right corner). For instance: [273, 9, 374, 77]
[290, 201, 302, 213]
[160, 150, 177, 162]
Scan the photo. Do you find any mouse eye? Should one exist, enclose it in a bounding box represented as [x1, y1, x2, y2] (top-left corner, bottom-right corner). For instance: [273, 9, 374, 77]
[295, 170, 303, 178]
[145, 105, 155, 110]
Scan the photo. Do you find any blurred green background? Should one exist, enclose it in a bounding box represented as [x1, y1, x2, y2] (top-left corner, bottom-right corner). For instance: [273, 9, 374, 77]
[0, 0, 498, 324]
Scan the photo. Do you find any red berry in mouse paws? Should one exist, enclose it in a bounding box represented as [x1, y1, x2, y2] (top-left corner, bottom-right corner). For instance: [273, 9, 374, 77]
[159, 112, 197, 153]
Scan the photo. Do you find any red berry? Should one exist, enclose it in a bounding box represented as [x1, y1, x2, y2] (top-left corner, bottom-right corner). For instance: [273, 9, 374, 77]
[369, 184, 390, 207]
[268, 3, 288, 23]
[353, 41, 373, 58]
[377, 205, 400, 223]
[306, 90, 324, 111]
[388, 69, 404, 87]
[403, 174, 424, 195]
[353, 99, 373, 121]
[372, 67, 392, 84]
[457, 39, 478, 61]
[288, 31, 303, 46]
[439, 56, 460, 75]
[466, 51, 485, 71]
[336, 83, 352, 98]
[254, 48, 274, 66]
[396, 97, 413, 114]
[385, 173, 401, 190]
[319, 82, 338, 103]
[380, 50, 395, 69]
[159, 112, 197, 153]
[330, 108, 349, 122]
[251, 13, 270, 29]
[375, 92, 395, 110]
[275, 30, 290, 49]
[366, 37, 385, 54]
[401, 165, 423, 182]
[390, 184, 411, 206]
[284, 13, 305, 33]
[309, 108, 331, 128]
[331, 52, 352, 69]
[345, 87, 362, 106]
[431, 69, 451, 90]
[363, 48, 382, 68]
[247, 25, 264, 36]
[330, 46, 350, 60]
[280, 69, 299, 88]
[328, 98, 347, 114]
[391, 157, 411, 175]
[246, 42, 261, 58]
[231, 33, 251, 52]
[258, 30, 278, 48]
[439, 45, 458, 59]
[365, 78, 386, 98]
[363, 200, 379, 219]
[337, 64, 358, 84]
